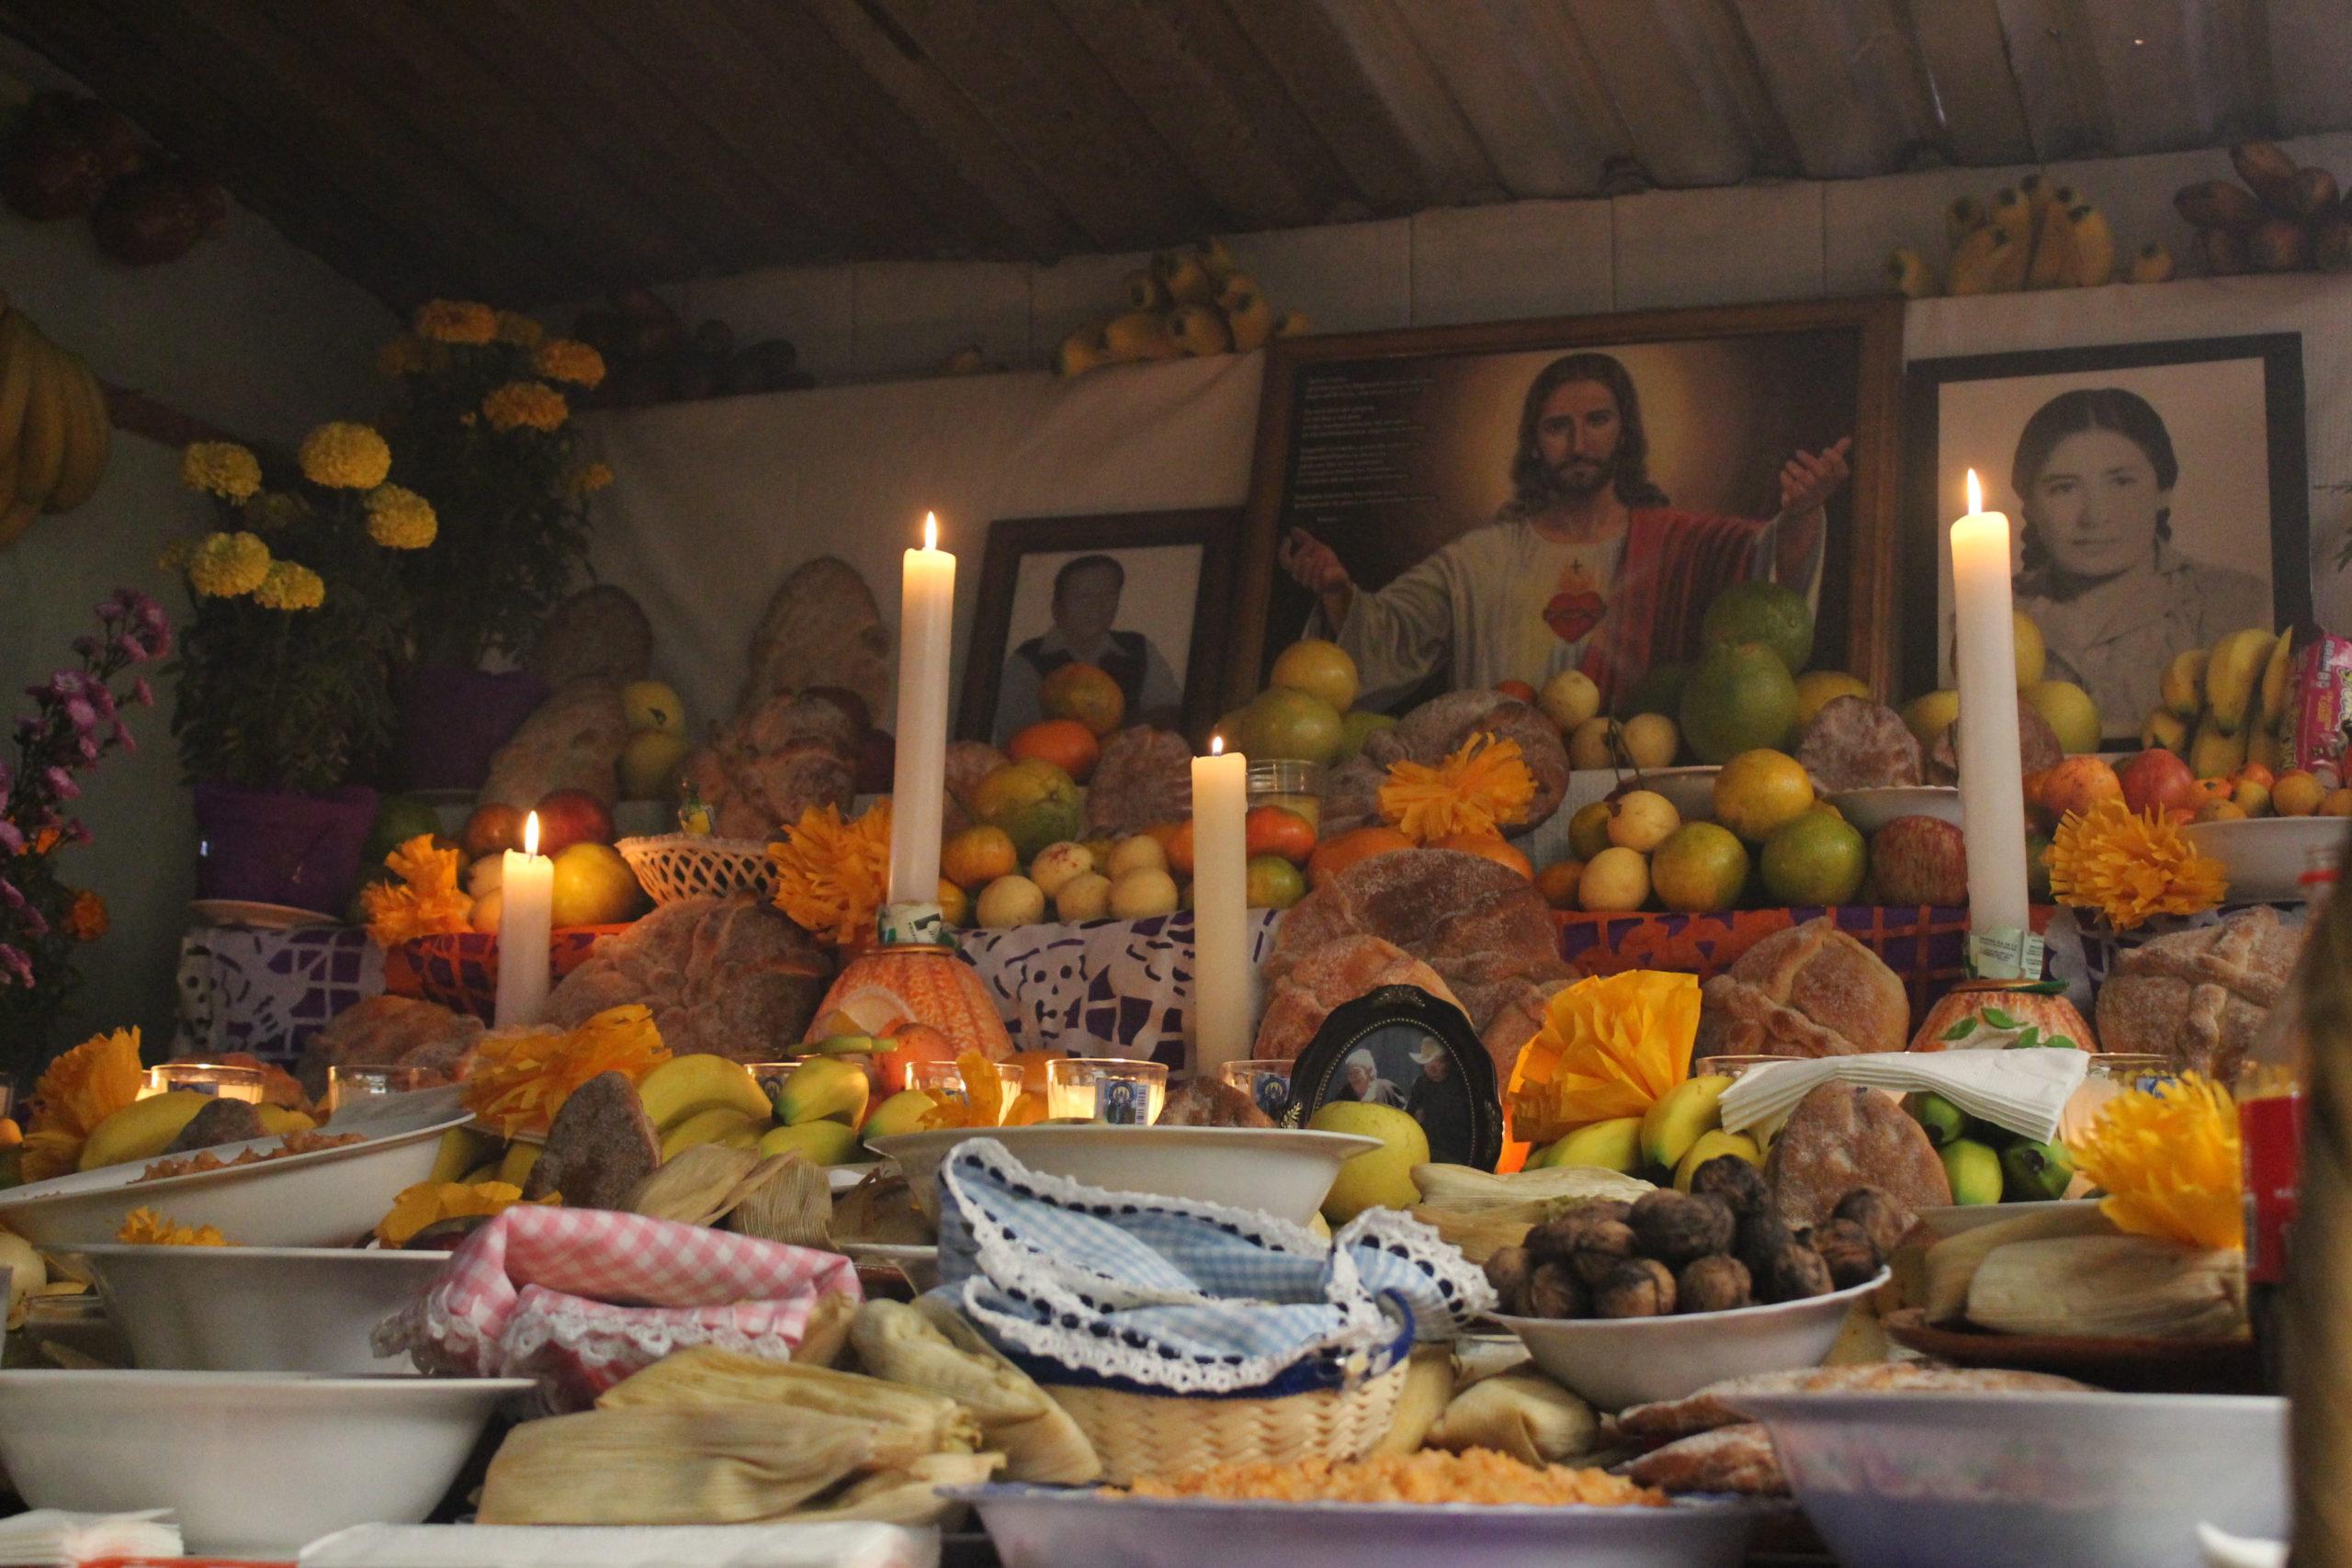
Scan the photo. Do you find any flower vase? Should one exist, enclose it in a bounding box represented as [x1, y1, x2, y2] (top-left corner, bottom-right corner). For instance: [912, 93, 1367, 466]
[392, 664, 549, 793]
[191, 782, 380, 915]
[805, 938, 1014, 1060]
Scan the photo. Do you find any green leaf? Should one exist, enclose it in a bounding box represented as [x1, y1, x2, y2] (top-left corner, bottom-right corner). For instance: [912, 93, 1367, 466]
[1941, 1018, 1978, 1042]
[1981, 1007, 2019, 1031]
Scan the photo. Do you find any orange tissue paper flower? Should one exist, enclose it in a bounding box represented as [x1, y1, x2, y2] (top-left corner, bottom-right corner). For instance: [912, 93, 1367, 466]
[23, 1027, 145, 1182]
[1505, 971, 1701, 1146]
[2046, 798, 2228, 931]
[376, 1179, 556, 1248]
[117, 1206, 228, 1246]
[461, 1004, 671, 1139]
[769, 800, 893, 947]
[1379, 732, 1535, 843]
[2067, 1072, 2242, 1251]
[360, 834, 475, 948]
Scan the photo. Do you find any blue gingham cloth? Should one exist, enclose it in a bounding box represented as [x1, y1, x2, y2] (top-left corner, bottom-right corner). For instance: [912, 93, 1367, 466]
[931, 1138, 1494, 1398]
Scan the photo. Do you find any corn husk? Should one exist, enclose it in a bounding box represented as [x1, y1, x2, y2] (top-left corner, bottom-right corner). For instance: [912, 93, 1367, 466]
[833, 1168, 933, 1245]
[1410, 1163, 1654, 1210]
[1921, 1204, 2119, 1324]
[477, 1405, 898, 1525]
[794, 1289, 857, 1368]
[1965, 1234, 2247, 1339]
[597, 1346, 978, 1454]
[1368, 1344, 1458, 1456]
[852, 1299, 1102, 1484]
[1424, 1370, 1598, 1466]
[725, 1154, 833, 1246]
[1453, 1335, 1533, 1390]
[788, 1451, 1005, 1527]
[628, 1144, 763, 1227]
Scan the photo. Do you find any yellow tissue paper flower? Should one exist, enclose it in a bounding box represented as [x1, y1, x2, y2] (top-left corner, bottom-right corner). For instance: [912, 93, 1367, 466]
[531, 338, 606, 389]
[24, 1027, 146, 1183]
[187, 531, 271, 598]
[251, 560, 325, 612]
[299, 422, 392, 490]
[376, 1180, 557, 1248]
[413, 299, 497, 345]
[919, 1052, 1014, 1130]
[769, 800, 892, 947]
[2067, 1072, 2242, 1251]
[1505, 971, 1701, 1145]
[365, 483, 438, 550]
[1379, 732, 1535, 843]
[180, 441, 261, 502]
[117, 1206, 228, 1246]
[481, 379, 569, 434]
[2047, 798, 2229, 931]
[359, 833, 474, 947]
[462, 1005, 671, 1139]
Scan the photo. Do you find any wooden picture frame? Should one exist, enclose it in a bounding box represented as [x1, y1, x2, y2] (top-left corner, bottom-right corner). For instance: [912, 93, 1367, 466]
[1287, 985, 1505, 1171]
[1231, 299, 1905, 713]
[956, 507, 1245, 746]
[1904, 333, 2310, 741]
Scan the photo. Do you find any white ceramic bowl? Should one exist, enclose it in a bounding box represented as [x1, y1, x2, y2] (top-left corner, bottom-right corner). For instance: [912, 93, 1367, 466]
[1496, 1269, 1886, 1412]
[2180, 816, 2345, 902]
[0, 1369, 533, 1555]
[1739, 1390, 2286, 1568]
[869, 1125, 1379, 1226]
[1828, 785, 1962, 834]
[67, 1244, 450, 1372]
[0, 1088, 469, 1248]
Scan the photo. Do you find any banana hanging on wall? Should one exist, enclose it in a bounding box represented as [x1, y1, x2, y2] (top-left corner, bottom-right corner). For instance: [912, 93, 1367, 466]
[0, 288, 112, 547]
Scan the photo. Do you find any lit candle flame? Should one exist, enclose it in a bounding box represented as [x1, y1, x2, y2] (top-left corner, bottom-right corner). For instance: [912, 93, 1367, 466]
[922, 512, 937, 551]
[1208, 733, 1224, 756]
[523, 810, 540, 857]
[1965, 468, 1983, 515]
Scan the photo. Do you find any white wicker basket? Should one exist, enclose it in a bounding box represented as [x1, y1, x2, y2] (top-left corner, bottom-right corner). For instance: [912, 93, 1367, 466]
[616, 834, 776, 905]
[1045, 1360, 1408, 1485]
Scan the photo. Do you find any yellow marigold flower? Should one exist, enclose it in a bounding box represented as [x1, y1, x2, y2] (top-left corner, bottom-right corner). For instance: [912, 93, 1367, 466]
[180, 441, 262, 502]
[492, 310, 547, 348]
[531, 338, 605, 389]
[2068, 1073, 2242, 1250]
[768, 800, 892, 947]
[359, 833, 472, 947]
[241, 491, 309, 534]
[118, 1206, 228, 1247]
[299, 422, 392, 490]
[376, 1180, 556, 1248]
[252, 560, 325, 612]
[62, 889, 107, 942]
[461, 1005, 670, 1139]
[1379, 731, 1535, 842]
[156, 536, 195, 574]
[187, 531, 271, 598]
[2047, 798, 2229, 931]
[365, 483, 438, 550]
[481, 379, 569, 434]
[24, 1026, 144, 1182]
[568, 461, 615, 495]
[413, 299, 496, 345]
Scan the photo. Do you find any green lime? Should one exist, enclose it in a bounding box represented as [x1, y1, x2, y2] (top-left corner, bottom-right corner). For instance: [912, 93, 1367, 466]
[1759, 810, 1866, 906]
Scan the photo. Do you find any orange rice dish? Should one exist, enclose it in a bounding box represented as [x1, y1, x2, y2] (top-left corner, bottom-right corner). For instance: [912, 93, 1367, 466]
[1116, 1450, 1667, 1507]
[138, 1130, 362, 1182]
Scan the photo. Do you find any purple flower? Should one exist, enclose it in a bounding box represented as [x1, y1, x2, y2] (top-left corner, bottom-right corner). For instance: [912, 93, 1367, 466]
[42, 766, 78, 801]
[0, 944, 33, 988]
[64, 696, 96, 734]
[131, 677, 153, 708]
[0, 822, 19, 856]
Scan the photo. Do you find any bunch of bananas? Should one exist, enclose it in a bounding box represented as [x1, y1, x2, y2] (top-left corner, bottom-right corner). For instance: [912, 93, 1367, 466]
[1888, 175, 2173, 299]
[2176, 141, 2352, 275]
[1057, 238, 1310, 376]
[0, 291, 110, 547]
[2144, 626, 2295, 778]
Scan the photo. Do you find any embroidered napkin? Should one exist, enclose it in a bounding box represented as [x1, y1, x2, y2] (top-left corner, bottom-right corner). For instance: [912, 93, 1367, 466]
[933, 1137, 1492, 1398]
[375, 1206, 861, 1411]
[1716, 1047, 2092, 1145]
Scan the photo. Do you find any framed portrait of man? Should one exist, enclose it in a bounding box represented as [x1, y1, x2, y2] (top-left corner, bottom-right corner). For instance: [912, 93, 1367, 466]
[1904, 334, 2310, 743]
[956, 507, 1245, 746]
[1231, 299, 1905, 715]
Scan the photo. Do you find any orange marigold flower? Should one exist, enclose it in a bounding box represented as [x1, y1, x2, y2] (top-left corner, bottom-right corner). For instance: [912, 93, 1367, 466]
[1378, 732, 1535, 842]
[413, 299, 496, 345]
[359, 834, 472, 948]
[768, 800, 892, 947]
[23, 1027, 145, 1182]
[481, 380, 569, 434]
[461, 1005, 670, 1139]
[62, 890, 107, 942]
[492, 310, 546, 349]
[2046, 798, 2229, 931]
[568, 462, 615, 495]
[531, 338, 606, 389]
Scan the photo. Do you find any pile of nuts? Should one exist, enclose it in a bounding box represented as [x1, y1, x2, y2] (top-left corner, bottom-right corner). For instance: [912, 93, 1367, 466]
[1485, 1157, 1905, 1321]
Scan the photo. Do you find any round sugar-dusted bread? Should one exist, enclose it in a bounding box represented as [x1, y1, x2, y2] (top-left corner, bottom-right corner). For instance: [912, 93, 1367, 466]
[1694, 918, 1910, 1059]
[1085, 728, 1193, 837]
[1252, 934, 1464, 1064]
[1762, 1082, 1951, 1230]
[1795, 696, 1922, 793]
[543, 894, 833, 1059]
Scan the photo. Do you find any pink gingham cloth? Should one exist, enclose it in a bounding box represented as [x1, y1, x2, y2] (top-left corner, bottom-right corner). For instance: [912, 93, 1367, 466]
[375, 1206, 861, 1411]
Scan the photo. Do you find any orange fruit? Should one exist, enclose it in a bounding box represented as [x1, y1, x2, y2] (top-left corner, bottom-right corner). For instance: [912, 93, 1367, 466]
[1244, 804, 1317, 864]
[1040, 663, 1125, 738]
[2237, 762, 2277, 789]
[1007, 717, 1102, 783]
[1496, 679, 1537, 704]
[941, 825, 1018, 889]
[875, 1023, 959, 1095]
[1166, 819, 1197, 877]
[1003, 1050, 1065, 1093]
[1306, 825, 1415, 887]
[1534, 860, 1583, 908]
[1431, 831, 1532, 879]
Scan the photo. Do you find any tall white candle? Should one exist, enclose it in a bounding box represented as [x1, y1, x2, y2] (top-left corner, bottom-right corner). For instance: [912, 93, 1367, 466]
[495, 810, 554, 1028]
[1950, 470, 2033, 961]
[888, 513, 956, 909]
[1190, 734, 1251, 1075]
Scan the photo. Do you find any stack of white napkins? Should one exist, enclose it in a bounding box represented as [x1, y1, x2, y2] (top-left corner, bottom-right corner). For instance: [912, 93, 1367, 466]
[1716, 1047, 2092, 1145]
[296, 1523, 937, 1568]
[0, 1508, 179, 1564]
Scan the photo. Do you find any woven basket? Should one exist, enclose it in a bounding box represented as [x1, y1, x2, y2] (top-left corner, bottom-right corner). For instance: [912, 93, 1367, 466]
[1045, 1359, 1408, 1484]
[617, 834, 776, 906]
[388, 925, 627, 1020]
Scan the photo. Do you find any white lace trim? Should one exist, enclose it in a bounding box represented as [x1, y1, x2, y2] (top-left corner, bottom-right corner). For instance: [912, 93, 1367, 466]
[374, 1292, 804, 1384]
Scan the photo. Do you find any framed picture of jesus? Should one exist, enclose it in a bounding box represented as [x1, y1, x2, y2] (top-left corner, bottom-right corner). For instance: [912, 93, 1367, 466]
[1230, 299, 1905, 716]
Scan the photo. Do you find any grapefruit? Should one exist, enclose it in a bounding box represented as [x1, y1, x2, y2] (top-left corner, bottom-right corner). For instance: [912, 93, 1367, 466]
[1270, 638, 1359, 712]
[1040, 663, 1125, 737]
[969, 759, 1085, 862]
[1702, 581, 1815, 673]
[1007, 717, 1102, 782]
[548, 841, 646, 927]
[1679, 642, 1801, 764]
[1759, 811, 1866, 906]
[1240, 686, 1345, 765]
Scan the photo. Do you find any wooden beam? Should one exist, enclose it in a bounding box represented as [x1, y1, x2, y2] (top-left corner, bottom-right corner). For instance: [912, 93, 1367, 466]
[1896, 0, 2038, 164]
[1561, 0, 1768, 186]
[1727, 0, 1939, 178]
[1379, 0, 1613, 198]
[1987, 0, 2109, 160]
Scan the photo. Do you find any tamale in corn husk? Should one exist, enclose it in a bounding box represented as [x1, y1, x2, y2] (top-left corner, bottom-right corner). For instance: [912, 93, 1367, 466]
[788, 1451, 1006, 1527]
[793, 1288, 857, 1368]
[725, 1154, 833, 1247]
[598, 1346, 979, 1452]
[1965, 1235, 2246, 1339]
[1424, 1370, 1598, 1466]
[851, 1299, 1101, 1484]
[1367, 1344, 1457, 1456]
[1920, 1204, 2119, 1323]
[833, 1168, 933, 1245]
[628, 1145, 763, 1227]
[477, 1405, 909, 1525]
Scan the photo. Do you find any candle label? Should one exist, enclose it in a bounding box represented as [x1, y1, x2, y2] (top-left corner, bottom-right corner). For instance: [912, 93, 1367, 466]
[1965, 928, 2046, 983]
[876, 901, 947, 949]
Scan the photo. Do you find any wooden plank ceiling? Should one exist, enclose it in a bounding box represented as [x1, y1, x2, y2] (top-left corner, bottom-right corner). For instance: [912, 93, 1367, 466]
[2, 0, 2346, 309]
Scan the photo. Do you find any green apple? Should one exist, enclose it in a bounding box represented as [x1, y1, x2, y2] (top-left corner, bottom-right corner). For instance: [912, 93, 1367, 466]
[1309, 1101, 1430, 1224]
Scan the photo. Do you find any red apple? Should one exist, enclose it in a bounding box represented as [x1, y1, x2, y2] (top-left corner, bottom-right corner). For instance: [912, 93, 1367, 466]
[1870, 815, 1969, 907]
[532, 787, 616, 854]
[856, 728, 897, 795]
[2119, 748, 2199, 821]
[2031, 755, 2122, 829]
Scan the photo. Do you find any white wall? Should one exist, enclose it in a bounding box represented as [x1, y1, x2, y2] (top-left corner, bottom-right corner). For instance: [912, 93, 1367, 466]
[0, 39, 396, 1054]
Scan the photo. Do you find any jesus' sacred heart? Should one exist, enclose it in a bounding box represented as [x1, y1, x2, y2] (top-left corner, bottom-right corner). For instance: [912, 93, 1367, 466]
[1544, 563, 1607, 645]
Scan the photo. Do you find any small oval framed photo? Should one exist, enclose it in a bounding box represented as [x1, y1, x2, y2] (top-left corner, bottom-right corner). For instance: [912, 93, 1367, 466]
[1286, 985, 1505, 1170]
